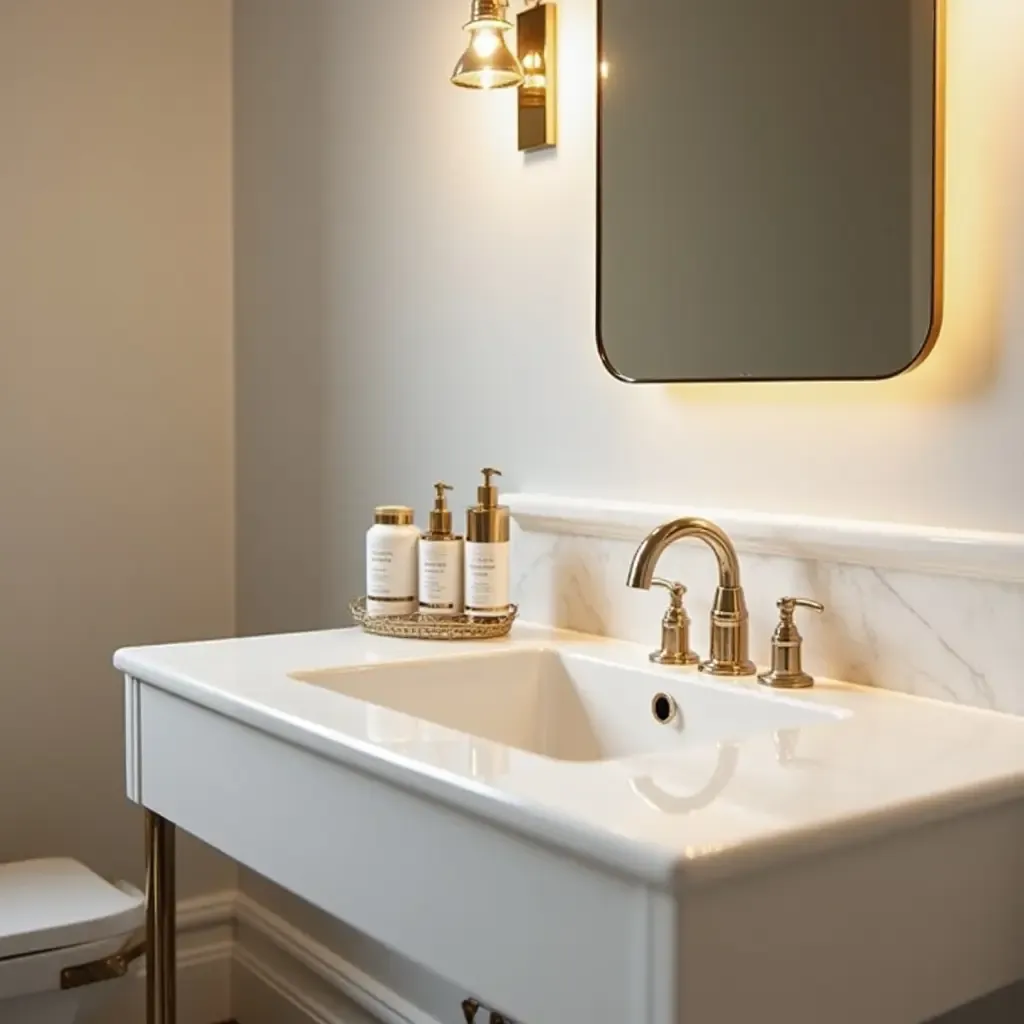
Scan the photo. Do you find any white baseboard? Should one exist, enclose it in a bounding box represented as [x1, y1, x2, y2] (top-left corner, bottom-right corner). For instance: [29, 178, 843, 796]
[86, 888, 441, 1024]
[233, 894, 442, 1024]
[232, 939, 375, 1024]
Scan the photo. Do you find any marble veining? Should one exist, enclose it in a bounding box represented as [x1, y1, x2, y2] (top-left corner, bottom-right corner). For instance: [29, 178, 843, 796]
[511, 522, 1024, 717]
[505, 493, 1024, 583]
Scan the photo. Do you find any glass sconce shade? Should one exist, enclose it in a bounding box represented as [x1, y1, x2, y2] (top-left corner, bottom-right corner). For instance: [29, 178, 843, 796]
[451, 1, 524, 89]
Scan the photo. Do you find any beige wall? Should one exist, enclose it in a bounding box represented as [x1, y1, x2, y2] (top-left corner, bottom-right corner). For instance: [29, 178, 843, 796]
[233, 0, 1024, 1018]
[0, 0, 236, 898]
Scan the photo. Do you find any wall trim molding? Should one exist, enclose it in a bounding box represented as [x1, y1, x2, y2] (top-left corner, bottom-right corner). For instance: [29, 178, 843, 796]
[97, 888, 439, 1024]
[505, 492, 1024, 583]
[234, 893, 443, 1024]
[177, 889, 238, 936]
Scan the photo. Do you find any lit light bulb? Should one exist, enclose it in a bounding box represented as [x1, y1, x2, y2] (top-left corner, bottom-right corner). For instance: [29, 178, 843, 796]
[449, 2, 524, 90]
[471, 29, 501, 59]
[599, 59, 610, 80]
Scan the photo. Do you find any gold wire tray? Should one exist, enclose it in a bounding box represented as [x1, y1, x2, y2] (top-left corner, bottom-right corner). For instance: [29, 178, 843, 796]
[350, 597, 518, 641]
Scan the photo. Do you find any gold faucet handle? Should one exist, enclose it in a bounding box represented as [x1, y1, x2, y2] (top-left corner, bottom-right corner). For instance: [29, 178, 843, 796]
[648, 579, 699, 666]
[651, 577, 686, 608]
[778, 596, 824, 618]
[759, 597, 824, 689]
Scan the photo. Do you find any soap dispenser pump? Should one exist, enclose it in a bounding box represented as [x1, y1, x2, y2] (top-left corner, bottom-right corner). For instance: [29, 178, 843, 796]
[464, 468, 510, 620]
[418, 482, 464, 617]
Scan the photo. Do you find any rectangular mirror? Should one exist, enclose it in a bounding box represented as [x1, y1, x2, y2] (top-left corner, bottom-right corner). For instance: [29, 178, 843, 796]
[598, 0, 945, 382]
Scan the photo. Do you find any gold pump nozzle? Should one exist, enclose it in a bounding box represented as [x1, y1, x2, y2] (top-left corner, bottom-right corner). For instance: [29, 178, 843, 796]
[467, 468, 509, 543]
[427, 482, 454, 538]
[477, 467, 502, 509]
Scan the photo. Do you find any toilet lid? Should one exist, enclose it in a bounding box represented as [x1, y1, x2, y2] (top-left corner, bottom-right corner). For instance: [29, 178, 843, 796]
[0, 858, 144, 960]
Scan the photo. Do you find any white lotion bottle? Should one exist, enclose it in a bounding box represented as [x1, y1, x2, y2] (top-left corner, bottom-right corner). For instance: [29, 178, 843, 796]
[464, 468, 510, 620]
[365, 506, 419, 617]
[418, 482, 464, 617]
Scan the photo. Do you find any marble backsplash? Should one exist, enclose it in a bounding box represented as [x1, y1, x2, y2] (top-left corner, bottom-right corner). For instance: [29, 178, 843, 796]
[508, 498, 1024, 717]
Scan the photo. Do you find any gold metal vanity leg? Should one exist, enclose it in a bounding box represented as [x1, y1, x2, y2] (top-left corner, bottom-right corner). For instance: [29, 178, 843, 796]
[145, 810, 177, 1024]
[159, 813, 177, 1024]
[145, 811, 157, 1024]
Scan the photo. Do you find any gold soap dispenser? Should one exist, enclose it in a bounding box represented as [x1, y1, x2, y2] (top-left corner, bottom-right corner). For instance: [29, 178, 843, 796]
[464, 468, 510, 620]
[418, 482, 464, 617]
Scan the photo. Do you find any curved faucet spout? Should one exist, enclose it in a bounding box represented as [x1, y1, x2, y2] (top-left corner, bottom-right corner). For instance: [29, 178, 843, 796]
[626, 516, 754, 677]
[627, 517, 742, 590]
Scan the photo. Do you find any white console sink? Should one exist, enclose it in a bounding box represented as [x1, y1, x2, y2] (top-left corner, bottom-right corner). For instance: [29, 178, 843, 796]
[290, 648, 843, 763]
[115, 624, 1024, 1024]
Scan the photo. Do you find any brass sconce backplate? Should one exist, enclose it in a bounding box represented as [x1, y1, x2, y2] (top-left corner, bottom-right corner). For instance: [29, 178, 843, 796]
[517, 3, 557, 151]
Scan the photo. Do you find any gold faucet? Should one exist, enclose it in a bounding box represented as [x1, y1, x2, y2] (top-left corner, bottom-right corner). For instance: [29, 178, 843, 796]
[626, 518, 756, 676]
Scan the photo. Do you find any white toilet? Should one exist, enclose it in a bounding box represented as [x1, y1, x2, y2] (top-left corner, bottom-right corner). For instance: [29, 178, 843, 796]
[0, 858, 144, 1024]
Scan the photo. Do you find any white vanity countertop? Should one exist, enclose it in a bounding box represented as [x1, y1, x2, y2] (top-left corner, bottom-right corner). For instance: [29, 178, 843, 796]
[115, 625, 1024, 888]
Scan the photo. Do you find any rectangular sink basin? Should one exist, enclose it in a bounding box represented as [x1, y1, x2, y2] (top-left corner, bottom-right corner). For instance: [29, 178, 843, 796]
[290, 649, 843, 763]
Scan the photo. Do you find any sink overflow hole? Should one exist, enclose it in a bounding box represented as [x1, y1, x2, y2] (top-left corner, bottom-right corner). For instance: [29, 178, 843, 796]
[652, 692, 679, 725]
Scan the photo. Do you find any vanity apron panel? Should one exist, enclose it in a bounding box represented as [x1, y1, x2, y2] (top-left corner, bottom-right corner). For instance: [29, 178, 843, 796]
[134, 684, 667, 1024]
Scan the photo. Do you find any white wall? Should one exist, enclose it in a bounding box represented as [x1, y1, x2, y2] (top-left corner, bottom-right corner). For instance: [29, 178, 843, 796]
[235, 0, 1024, 646]
[234, 0, 1024, 1019]
[0, 0, 236, 899]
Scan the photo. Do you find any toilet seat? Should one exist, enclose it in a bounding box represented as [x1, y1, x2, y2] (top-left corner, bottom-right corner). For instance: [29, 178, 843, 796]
[0, 859, 144, 1001]
[0, 858, 143, 962]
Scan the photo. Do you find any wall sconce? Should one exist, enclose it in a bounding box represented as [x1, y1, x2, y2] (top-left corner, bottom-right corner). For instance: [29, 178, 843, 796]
[451, 1, 524, 90]
[451, 0, 558, 153]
